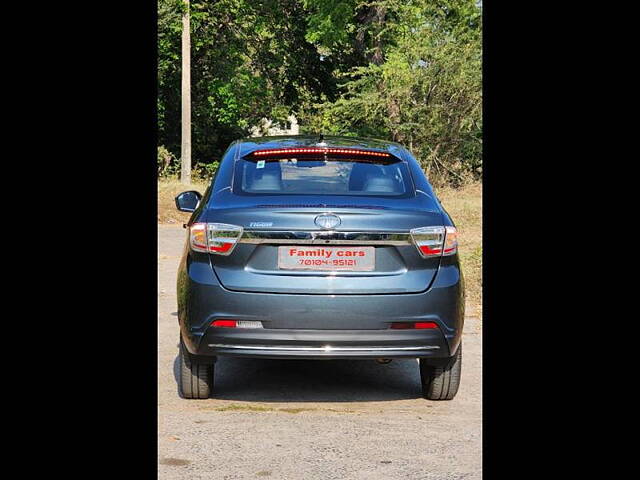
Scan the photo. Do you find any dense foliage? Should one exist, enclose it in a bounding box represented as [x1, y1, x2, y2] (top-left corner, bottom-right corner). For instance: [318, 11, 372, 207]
[158, 0, 481, 186]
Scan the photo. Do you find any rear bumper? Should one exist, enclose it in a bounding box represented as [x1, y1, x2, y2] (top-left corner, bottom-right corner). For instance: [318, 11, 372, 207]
[197, 327, 448, 360]
[177, 254, 464, 360]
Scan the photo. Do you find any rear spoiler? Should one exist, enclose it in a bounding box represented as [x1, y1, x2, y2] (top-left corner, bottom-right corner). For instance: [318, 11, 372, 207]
[244, 147, 400, 163]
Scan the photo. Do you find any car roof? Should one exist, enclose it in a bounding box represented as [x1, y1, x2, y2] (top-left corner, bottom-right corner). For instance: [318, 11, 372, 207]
[235, 135, 407, 158]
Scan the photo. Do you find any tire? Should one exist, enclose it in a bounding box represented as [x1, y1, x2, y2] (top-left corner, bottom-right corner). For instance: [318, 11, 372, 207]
[179, 341, 214, 399]
[420, 343, 462, 400]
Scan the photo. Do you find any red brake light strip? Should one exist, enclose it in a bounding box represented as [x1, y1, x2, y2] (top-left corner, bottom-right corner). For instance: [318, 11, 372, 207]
[251, 148, 390, 158]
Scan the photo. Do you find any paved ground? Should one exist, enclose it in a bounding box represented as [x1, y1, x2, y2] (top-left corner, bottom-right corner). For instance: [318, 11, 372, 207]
[158, 225, 482, 479]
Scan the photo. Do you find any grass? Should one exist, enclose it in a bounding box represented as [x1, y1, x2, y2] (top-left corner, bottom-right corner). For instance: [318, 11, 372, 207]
[157, 178, 482, 311]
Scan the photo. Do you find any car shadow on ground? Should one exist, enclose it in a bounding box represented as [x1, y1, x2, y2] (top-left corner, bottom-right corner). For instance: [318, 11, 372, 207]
[173, 351, 423, 402]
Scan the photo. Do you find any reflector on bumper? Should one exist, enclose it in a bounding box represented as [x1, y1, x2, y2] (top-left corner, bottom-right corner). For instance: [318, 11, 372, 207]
[210, 319, 263, 329]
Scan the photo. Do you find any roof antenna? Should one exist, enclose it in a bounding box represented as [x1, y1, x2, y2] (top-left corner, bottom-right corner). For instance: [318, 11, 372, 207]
[317, 132, 327, 146]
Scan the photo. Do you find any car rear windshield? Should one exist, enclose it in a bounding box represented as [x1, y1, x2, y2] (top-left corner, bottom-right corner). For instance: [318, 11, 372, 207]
[233, 156, 414, 197]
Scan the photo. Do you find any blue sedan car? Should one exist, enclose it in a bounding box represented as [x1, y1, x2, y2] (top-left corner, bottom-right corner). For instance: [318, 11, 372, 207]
[175, 135, 464, 400]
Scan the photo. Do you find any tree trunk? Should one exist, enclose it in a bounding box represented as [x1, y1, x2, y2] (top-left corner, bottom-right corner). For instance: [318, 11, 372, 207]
[355, 4, 387, 65]
[180, 0, 191, 185]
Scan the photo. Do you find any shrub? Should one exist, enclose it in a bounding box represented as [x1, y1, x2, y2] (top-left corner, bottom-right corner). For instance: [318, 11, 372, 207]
[158, 145, 179, 177]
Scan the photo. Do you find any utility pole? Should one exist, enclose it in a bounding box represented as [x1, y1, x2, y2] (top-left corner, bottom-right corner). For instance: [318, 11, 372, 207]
[180, 0, 191, 184]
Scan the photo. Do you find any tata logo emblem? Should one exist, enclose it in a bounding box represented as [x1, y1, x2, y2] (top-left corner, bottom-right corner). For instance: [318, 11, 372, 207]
[314, 214, 341, 230]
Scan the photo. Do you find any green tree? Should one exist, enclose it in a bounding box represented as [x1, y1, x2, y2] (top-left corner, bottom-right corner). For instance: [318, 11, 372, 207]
[301, 0, 482, 185]
[158, 0, 482, 186]
[158, 0, 335, 171]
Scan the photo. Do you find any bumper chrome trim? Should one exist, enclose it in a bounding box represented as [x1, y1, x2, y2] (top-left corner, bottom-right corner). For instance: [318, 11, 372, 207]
[207, 344, 439, 352]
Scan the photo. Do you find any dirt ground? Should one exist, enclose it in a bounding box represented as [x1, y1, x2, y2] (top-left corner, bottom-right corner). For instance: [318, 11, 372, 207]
[158, 225, 482, 479]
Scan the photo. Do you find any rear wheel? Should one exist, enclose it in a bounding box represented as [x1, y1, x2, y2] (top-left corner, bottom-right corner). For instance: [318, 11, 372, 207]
[179, 340, 214, 399]
[419, 343, 462, 400]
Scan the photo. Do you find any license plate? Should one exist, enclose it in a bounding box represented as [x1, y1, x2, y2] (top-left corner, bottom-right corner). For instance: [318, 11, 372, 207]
[278, 246, 375, 271]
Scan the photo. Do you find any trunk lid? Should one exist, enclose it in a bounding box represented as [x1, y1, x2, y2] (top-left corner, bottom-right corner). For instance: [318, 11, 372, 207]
[205, 190, 444, 294]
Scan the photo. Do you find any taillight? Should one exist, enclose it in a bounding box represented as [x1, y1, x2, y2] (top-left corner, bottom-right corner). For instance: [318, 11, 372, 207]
[410, 226, 458, 258]
[189, 223, 243, 255]
[443, 226, 458, 255]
